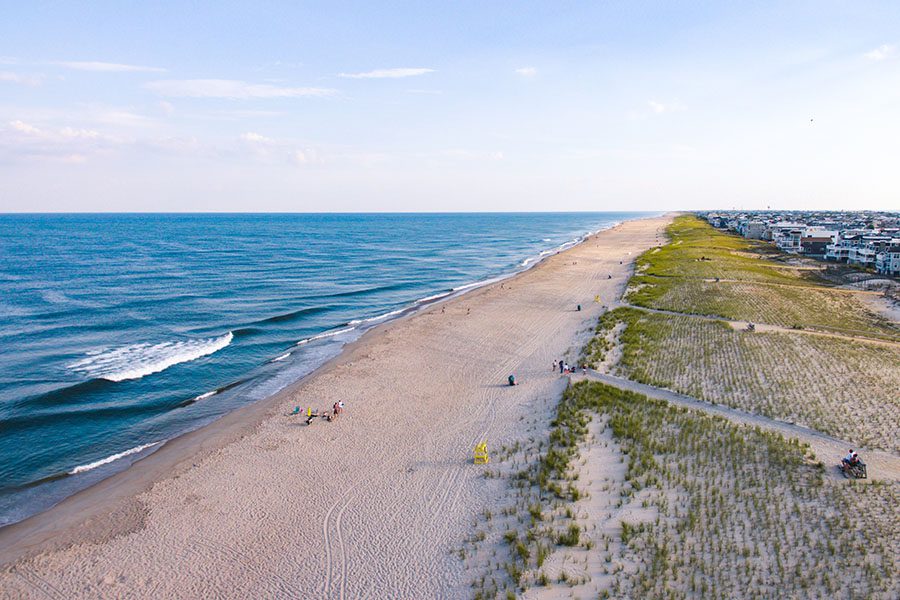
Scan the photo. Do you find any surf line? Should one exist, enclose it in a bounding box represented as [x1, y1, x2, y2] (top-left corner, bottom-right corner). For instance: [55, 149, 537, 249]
[69, 441, 162, 475]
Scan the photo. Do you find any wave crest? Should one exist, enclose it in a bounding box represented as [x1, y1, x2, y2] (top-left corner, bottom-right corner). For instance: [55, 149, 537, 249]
[68, 332, 233, 382]
[69, 441, 161, 475]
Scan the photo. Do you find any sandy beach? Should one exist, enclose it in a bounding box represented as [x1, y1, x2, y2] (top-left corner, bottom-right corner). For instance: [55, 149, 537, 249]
[0, 214, 670, 599]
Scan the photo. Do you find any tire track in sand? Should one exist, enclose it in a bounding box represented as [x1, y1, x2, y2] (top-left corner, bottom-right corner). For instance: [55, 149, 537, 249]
[325, 237, 648, 599]
[324, 338, 512, 599]
[12, 567, 66, 600]
[322, 440, 415, 600]
[187, 536, 299, 598]
[422, 301, 574, 540]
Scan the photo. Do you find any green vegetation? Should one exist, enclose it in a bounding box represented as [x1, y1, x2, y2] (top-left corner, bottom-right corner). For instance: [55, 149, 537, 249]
[630, 215, 799, 285]
[627, 215, 900, 339]
[468, 383, 898, 598]
[585, 307, 900, 451]
[563, 381, 899, 599]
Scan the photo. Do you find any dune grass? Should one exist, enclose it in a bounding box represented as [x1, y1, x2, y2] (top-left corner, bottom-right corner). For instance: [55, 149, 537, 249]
[468, 382, 899, 599]
[568, 382, 899, 599]
[585, 307, 900, 451]
[627, 216, 900, 340]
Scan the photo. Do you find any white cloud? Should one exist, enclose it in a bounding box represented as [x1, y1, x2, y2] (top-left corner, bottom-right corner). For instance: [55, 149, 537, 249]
[159, 101, 175, 116]
[443, 149, 505, 161]
[51, 60, 166, 73]
[0, 71, 44, 86]
[239, 131, 274, 144]
[60, 126, 102, 139]
[7, 119, 106, 141]
[145, 79, 336, 99]
[292, 148, 324, 165]
[1, 119, 117, 164]
[863, 44, 895, 61]
[647, 100, 685, 114]
[95, 110, 160, 128]
[515, 67, 537, 77]
[9, 120, 42, 135]
[338, 68, 434, 79]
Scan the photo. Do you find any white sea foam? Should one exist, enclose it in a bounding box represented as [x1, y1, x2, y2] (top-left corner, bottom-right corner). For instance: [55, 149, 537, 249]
[295, 326, 356, 346]
[365, 308, 406, 321]
[69, 441, 161, 475]
[348, 307, 407, 325]
[195, 390, 218, 400]
[271, 352, 291, 362]
[416, 291, 452, 304]
[452, 275, 508, 293]
[68, 332, 233, 382]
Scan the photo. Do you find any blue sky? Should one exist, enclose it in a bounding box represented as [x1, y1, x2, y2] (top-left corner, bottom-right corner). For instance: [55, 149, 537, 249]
[1, 1, 898, 211]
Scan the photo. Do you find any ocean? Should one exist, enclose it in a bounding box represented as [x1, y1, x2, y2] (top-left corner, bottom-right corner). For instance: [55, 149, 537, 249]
[0, 212, 649, 526]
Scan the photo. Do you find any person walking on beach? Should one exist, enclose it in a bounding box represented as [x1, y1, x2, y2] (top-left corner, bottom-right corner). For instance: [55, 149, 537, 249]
[559, 360, 564, 374]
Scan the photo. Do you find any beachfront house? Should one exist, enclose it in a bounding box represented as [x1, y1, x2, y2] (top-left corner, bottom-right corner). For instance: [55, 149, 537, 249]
[875, 242, 900, 276]
[742, 220, 767, 239]
[825, 231, 870, 263]
[770, 223, 806, 253]
[799, 230, 837, 258]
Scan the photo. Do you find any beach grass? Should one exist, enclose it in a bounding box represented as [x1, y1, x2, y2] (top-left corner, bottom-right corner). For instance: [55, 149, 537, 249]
[569, 382, 899, 599]
[584, 307, 900, 451]
[470, 382, 899, 598]
[626, 216, 900, 340]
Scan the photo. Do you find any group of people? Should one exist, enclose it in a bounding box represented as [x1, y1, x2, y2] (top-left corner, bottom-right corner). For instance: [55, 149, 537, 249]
[555, 360, 586, 375]
[299, 402, 345, 425]
[842, 449, 861, 467]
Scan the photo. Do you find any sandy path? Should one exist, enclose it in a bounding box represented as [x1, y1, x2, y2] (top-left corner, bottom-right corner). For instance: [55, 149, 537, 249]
[583, 371, 900, 482]
[0, 215, 672, 599]
[699, 277, 886, 295]
[617, 303, 900, 346]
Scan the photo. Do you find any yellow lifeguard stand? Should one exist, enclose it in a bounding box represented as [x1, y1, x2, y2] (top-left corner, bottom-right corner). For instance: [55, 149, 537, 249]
[473, 441, 489, 464]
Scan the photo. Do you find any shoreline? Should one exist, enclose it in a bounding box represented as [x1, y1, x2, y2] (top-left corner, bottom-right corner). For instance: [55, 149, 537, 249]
[0, 215, 636, 532]
[0, 213, 673, 598]
[0, 212, 632, 528]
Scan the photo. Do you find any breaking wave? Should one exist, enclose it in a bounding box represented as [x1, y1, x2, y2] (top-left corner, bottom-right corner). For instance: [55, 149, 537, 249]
[67, 332, 233, 382]
[69, 441, 161, 475]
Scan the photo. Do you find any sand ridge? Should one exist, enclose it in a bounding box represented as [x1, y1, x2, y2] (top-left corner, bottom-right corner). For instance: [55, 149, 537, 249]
[0, 215, 672, 599]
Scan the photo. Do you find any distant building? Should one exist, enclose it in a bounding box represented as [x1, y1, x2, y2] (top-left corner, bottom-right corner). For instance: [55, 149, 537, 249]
[696, 210, 899, 278]
[744, 221, 766, 239]
[876, 243, 900, 276]
[800, 231, 836, 257]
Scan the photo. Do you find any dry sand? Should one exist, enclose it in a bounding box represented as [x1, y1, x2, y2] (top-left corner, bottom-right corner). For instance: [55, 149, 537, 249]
[0, 215, 672, 599]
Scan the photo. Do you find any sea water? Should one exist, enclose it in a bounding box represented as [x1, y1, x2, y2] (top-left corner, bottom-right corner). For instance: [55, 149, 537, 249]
[0, 212, 650, 525]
